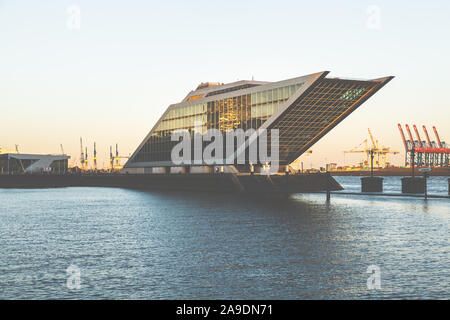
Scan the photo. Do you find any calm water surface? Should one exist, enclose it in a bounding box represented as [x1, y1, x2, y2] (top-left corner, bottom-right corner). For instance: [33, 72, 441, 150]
[0, 176, 449, 299]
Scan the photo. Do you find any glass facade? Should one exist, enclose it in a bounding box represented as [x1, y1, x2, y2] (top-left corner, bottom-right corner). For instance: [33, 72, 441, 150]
[272, 78, 377, 163]
[127, 74, 391, 168]
[132, 83, 303, 163]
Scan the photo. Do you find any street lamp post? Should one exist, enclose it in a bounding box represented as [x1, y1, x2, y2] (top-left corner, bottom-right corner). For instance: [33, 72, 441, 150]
[370, 149, 374, 178]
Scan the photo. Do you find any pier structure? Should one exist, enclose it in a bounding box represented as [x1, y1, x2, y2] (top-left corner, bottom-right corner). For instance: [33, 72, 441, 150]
[0, 172, 343, 195]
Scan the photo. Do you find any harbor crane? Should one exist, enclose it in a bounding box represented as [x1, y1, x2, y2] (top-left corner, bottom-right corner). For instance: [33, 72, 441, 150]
[398, 124, 449, 167]
[93, 142, 97, 171]
[344, 139, 370, 166]
[367, 128, 399, 168]
[344, 129, 399, 168]
[80, 137, 85, 170]
[109, 143, 129, 171]
[85, 147, 88, 169]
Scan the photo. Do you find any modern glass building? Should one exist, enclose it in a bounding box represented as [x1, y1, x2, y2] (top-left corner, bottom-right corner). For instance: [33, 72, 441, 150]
[123, 71, 393, 174]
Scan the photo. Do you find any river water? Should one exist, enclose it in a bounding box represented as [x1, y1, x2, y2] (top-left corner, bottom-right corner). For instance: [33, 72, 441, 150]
[0, 176, 448, 299]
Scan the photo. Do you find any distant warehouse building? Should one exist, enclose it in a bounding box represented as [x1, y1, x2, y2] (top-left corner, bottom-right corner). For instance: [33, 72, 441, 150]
[0, 153, 70, 174]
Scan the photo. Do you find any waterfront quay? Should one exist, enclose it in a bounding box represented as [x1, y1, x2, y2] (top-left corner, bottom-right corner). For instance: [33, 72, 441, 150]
[0, 173, 342, 195]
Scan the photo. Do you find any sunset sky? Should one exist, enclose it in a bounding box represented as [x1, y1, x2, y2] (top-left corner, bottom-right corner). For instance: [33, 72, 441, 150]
[1, 1, 449, 168]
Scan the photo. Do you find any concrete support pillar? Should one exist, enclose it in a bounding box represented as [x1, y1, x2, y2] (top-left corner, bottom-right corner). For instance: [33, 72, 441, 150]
[361, 177, 383, 192]
[401, 177, 425, 194]
[326, 172, 331, 202]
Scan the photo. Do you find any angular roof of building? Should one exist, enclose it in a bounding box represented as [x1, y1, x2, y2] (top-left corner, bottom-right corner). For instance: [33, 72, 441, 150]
[125, 71, 393, 168]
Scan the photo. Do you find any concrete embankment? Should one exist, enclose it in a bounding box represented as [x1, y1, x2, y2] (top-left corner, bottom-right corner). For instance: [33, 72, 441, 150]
[0, 173, 342, 195]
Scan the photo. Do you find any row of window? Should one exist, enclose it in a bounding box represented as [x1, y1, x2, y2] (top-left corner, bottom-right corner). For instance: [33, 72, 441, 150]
[132, 82, 307, 163]
[274, 80, 374, 161]
[154, 83, 303, 133]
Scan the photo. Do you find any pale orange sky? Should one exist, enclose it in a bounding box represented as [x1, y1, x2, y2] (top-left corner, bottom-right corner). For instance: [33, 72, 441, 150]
[1, 2, 449, 168]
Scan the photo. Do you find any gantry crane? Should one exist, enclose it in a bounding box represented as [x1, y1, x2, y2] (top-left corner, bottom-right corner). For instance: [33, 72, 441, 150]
[85, 147, 88, 170]
[398, 124, 449, 167]
[93, 142, 97, 171]
[367, 128, 400, 167]
[344, 129, 399, 168]
[344, 139, 370, 167]
[109, 144, 129, 172]
[80, 137, 85, 170]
